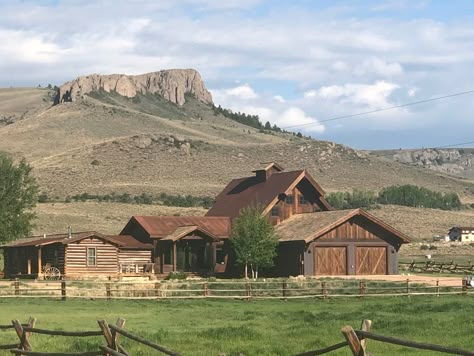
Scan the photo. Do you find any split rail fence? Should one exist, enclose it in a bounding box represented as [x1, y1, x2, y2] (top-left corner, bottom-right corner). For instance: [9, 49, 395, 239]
[400, 260, 474, 274]
[2, 318, 473, 355]
[0, 278, 471, 300]
[0, 317, 179, 355]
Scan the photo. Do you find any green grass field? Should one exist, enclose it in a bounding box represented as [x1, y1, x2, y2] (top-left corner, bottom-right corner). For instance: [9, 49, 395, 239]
[0, 297, 473, 355]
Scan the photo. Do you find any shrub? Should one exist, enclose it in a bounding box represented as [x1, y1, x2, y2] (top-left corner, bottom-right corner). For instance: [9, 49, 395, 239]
[38, 193, 49, 203]
[164, 271, 187, 280]
[90, 159, 100, 166]
[420, 244, 430, 250]
[428, 245, 438, 250]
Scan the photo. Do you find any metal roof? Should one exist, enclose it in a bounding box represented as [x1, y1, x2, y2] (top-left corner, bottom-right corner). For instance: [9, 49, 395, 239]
[128, 216, 231, 238]
[206, 169, 332, 218]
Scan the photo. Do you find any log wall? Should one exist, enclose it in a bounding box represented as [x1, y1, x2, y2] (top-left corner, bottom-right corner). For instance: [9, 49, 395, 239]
[64, 238, 118, 276]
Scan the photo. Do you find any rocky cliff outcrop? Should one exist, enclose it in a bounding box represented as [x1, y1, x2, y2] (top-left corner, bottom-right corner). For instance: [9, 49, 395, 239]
[58, 69, 213, 106]
[392, 148, 473, 176]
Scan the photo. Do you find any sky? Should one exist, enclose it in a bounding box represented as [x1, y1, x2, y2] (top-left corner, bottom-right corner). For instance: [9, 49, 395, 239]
[1, 0, 474, 149]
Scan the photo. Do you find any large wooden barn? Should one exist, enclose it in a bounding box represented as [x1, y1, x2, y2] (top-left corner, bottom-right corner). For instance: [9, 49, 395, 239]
[1, 232, 153, 279]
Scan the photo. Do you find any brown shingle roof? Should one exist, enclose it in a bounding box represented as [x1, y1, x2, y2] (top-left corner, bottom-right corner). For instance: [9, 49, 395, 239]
[276, 209, 411, 243]
[130, 216, 231, 238]
[206, 170, 323, 218]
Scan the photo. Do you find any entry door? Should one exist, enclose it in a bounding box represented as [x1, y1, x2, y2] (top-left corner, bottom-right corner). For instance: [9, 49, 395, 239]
[314, 247, 347, 275]
[356, 247, 387, 275]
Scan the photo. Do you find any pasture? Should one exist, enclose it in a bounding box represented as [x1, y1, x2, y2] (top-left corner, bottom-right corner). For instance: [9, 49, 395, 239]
[1, 297, 473, 355]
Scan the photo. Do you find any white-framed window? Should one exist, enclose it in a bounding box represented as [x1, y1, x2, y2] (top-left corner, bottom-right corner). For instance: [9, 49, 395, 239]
[87, 247, 97, 266]
[271, 206, 279, 217]
[285, 195, 294, 204]
[299, 195, 307, 205]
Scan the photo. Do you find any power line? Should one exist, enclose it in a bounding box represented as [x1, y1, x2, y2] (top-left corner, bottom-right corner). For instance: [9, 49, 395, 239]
[371, 140, 474, 158]
[280, 89, 474, 130]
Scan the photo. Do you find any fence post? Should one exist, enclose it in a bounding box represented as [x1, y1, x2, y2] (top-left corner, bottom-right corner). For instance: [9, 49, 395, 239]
[341, 325, 366, 356]
[106, 283, 111, 300]
[360, 319, 372, 351]
[203, 282, 208, 297]
[12, 318, 35, 352]
[246, 282, 251, 301]
[462, 278, 468, 296]
[406, 278, 410, 298]
[61, 281, 67, 301]
[282, 281, 287, 300]
[359, 281, 365, 299]
[321, 282, 327, 300]
[436, 279, 439, 297]
[154, 282, 161, 298]
[14, 278, 20, 296]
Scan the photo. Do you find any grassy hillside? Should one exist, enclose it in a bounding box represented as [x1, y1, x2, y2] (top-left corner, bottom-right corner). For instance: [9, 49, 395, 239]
[1, 88, 473, 203]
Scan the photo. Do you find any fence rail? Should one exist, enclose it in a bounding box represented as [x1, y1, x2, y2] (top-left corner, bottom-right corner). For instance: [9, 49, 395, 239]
[0, 277, 469, 300]
[0, 317, 180, 356]
[400, 260, 474, 274]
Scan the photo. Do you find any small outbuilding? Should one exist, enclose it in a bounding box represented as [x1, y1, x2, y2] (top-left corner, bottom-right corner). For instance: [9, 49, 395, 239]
[448, 227, 474, 242]
[275, 209, 410, 276]
[1, 231, 153, 279]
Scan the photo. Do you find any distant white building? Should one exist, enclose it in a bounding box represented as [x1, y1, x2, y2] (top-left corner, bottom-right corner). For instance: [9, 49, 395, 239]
[448, 227, 474, 242]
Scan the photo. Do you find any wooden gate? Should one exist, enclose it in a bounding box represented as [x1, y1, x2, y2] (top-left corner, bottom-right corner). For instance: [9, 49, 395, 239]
[356, 247, 387, 275]
[314, 247, 347, 275]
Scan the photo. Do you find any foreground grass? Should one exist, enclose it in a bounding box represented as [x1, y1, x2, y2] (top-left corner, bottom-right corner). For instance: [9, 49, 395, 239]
[1, 297, 474, 355]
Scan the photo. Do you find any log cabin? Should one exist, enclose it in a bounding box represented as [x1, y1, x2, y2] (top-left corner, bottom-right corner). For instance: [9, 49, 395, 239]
[1, 231, 153, 279]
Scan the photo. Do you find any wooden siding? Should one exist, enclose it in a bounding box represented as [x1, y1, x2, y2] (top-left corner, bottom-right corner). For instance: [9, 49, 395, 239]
[318, 218, 381, 241]
[313, 246, 347, 275]
[356, 247, 387, 275]
[270, 186, 318, 223]
[65, 238, 118, 276]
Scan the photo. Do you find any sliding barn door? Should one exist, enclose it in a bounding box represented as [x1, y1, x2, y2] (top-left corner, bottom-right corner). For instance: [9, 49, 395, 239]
[314, 247, 347, 275]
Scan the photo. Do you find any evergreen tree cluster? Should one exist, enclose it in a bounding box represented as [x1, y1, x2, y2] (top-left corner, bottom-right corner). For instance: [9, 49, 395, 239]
[212, 104, 305, 137]
[326, 185, 462, 211]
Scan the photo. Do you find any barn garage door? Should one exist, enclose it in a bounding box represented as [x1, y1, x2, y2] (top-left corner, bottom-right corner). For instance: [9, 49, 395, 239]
[356, 247, 387, 275]
[314, 247, 347, 275]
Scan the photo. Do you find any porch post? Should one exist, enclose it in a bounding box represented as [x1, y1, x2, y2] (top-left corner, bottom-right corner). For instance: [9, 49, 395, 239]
[27, 257, 32, 275]
[37, 247, 42, 277]
[173, 242, 177, 272]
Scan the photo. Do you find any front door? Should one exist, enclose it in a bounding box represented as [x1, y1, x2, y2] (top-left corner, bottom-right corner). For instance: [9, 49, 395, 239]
[314, 246, 347, 275]
[176, 240, 211, 272]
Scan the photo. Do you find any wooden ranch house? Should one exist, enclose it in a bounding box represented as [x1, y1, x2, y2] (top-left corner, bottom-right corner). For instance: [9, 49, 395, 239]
[2, 162, 410, 278]
[1, 231, 153, 279]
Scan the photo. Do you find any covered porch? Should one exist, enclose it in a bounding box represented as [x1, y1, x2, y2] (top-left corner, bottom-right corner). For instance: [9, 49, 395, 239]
[154, 226, 228, 276]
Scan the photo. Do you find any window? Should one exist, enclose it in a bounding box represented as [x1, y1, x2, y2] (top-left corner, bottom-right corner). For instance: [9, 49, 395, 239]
[285, 195, 294, 204]
[299, 195, 307, 205]
[87, 247, 96, 266]
[216, 245, 226, 264]
[271, 206, 279, 217]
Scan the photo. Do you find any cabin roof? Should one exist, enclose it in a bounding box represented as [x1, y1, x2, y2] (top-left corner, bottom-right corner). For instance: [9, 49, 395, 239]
[161, 225, 220, 241]
[127, 216, 231, 239]
[0, 231, 153, 249]
[206, 169, 331, 218]
[449, 227, 474, 231]
[276, 208, 411, 243]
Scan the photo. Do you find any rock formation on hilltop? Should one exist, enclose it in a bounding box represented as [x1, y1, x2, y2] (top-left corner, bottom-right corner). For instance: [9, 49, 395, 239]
[58, 69, 213, 106]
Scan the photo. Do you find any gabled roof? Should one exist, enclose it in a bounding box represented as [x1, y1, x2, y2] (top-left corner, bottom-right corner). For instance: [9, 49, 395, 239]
[276, 208, 411, 243]
[161, 225, 220, 241]
[252, 162, 284, 173]
[206, 169, 332, 218]
[0, 231, 152, 249]
[125, 216, 231, 239]
[449, 227, 474, 231]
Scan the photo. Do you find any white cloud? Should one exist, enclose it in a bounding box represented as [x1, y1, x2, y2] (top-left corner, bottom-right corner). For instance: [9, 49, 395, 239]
[211, 84, 258, 103]
[407, 87, 418, 97]
[307, 81, 400, 108]
[273, 95, 286, 103]
[354, 57, 403, 76]
[275, 107, 325, 133]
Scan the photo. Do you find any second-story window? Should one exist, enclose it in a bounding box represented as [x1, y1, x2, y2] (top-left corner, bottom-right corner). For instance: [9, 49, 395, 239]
[271, 206, 280, 217]
[299, 195, 307, 204]
[285, 195, 294, 204]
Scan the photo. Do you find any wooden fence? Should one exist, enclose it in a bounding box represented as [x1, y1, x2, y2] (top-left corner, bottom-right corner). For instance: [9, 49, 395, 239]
[400, 260, 474, 274]
[2, 318, 473, 355]
[0, 278, 471, 300]
[0, 317, 179, 355]
[296, 319, 474, 356]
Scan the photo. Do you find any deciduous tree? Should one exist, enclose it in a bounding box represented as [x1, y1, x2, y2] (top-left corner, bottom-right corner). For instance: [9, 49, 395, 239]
[0, 153, 38, 243]
[230, 206, 279, 279]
